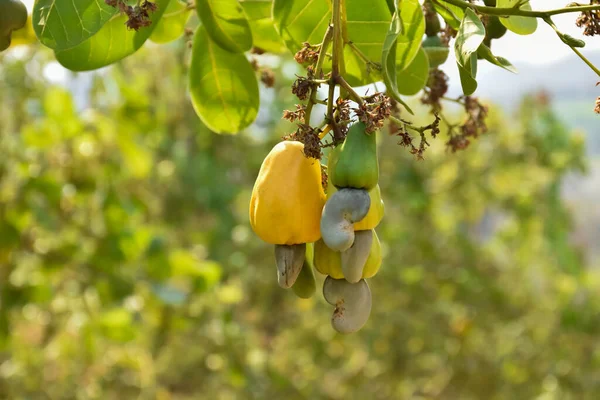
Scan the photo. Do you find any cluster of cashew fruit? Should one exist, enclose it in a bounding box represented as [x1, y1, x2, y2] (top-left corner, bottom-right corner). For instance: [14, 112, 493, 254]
[0, 0, 27, 52]
[422, 3, 449, 69]
[249, 122, 383, 334]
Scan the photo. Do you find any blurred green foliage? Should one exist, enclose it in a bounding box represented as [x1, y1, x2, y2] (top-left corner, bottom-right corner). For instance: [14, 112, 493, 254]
[1, 43, 599, 400]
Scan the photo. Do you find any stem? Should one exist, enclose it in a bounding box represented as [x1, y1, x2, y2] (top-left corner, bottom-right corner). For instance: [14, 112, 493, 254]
[304, 26, 334, 124]
[326, 0, 347, 141]
[434, 0, 600, 17]
[319, 124, 332, 139]
[544, 17, 600, 77]
[332, 0, 343, 78]
[336, 76, 363, 105]
[570, 46, 600, 77]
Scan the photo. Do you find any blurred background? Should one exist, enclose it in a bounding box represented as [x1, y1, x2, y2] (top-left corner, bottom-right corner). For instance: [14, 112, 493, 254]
[1, 3, 600, 398]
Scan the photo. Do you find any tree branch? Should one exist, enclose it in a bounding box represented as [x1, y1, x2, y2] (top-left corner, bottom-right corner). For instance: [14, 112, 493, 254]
[435, 0, 600, 18]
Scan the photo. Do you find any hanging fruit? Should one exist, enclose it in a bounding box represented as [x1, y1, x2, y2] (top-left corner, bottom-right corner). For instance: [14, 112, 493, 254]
[249, 141, 326, 289]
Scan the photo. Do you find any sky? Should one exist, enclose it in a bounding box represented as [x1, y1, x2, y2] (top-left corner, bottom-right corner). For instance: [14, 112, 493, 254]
[478, 0, 600, 64]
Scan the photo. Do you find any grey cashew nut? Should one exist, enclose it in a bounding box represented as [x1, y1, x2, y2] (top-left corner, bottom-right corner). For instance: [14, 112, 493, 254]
[274, 243, 306, 288]
[322, 276, 372, 334]
[320, 188, 370, 252]
[341, 229, 373, 283]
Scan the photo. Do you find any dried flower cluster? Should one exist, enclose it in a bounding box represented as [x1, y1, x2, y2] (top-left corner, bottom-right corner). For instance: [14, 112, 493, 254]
[291, 76, 314, 101]
[282, 104, 307, 123]
[294, 42, 321, 65]
[105, 0, 157, 31]
[446, 96, 489, 152]
[261, 69, 276, 88]
[354, 93, 392, 133]
[575, 1, 600, 36]
[421, 68, 449, 110]
[283, 124, 321, 159]
[394, 114, 441, 160]
[595, 96, 600, 114]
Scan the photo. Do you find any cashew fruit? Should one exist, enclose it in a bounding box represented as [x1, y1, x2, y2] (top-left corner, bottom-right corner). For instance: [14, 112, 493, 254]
[0, 0, 27, 52]
[487, 16, 507, 39]
[329, 122, 379, 191]
[425, 11, 441, 37]
[422, 36, 449, 69]
[320, 188, 370, 251]
[314, 229, 382, 280]
[327, 164, 384, 232]
[249, 141, 326, 245]
[292, 243, 317, 299]
[323, 276, 372, 334]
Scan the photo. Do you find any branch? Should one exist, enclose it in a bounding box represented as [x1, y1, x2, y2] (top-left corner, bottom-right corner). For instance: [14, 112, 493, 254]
[435, 0, 600, 18]
[304, 26, 334, 124]
[544, 16, 600, 77]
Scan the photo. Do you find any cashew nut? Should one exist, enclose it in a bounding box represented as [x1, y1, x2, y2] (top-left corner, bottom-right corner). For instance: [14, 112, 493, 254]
[274, 243, 306, 288]
[341, 230, 373, 283]
[322, 276, 372, 334]
[320, 188, 370, 252]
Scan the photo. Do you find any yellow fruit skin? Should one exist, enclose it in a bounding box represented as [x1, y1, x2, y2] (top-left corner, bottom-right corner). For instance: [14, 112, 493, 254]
[249, 141, 326, 245]
[326, 179, 384, 231]
[314, 230, 382, 279]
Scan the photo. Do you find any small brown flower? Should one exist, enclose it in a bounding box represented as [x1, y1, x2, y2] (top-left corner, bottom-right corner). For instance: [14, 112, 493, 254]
[291, 76, 313, 101]
[261, 69, 276, 88]
[283, 124, 321, 159]
[282, 104, 306, 123]
[355, 93, 392, 133]
[294, 42, 320, 65]
[421, 68, 449, 110]
[446, 134, 471, 153]
[575, 1, 600, 36]
[595, 96, 600, 114]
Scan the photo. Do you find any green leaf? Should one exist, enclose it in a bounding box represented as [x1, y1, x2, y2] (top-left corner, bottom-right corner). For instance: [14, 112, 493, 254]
[196, 0, 253, 52]
[396, 46, 429, 96]
[33, 0, 118, 50]
[457, 56, 478, 95]
[55, 0, 170, 71]
[381, 1, 413, 114]
[455, 9, 484, 95]
[189, 26, 259, 134]
[497, 0, 537, 35]
[432, 0, 464, 30]
[382, 4, 402, 102]
[344, 0, 393, 85]
[395, 0, 425, 71]
[150, 0, 192, 44]
[272, 0, 331, 54]
[477, 44, 517, 73]
[240, 0, 287, 53]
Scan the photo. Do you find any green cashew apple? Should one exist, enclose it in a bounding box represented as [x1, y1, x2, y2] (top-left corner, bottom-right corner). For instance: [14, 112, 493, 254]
[425, 11, 441, 37]
[329, 122, 378, 191]
[422, 36, 449, 69]
[0, 0, 27, 52]
[487, 16, 507, 39]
